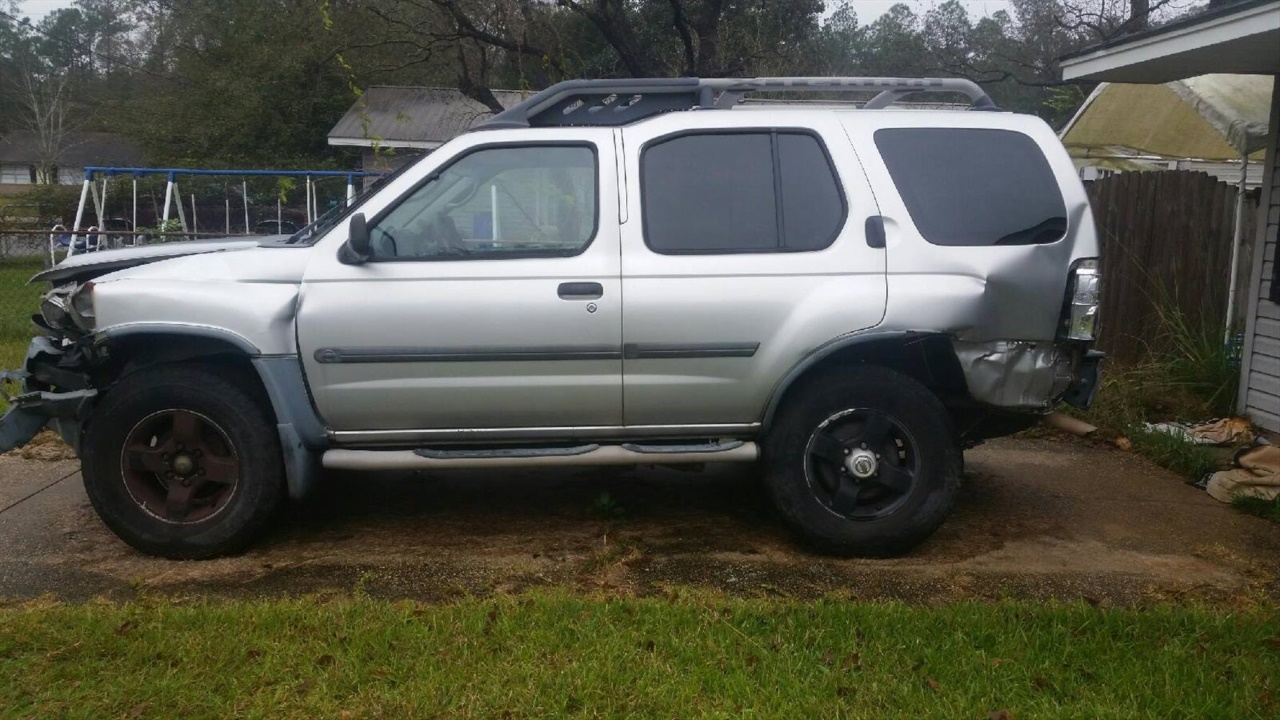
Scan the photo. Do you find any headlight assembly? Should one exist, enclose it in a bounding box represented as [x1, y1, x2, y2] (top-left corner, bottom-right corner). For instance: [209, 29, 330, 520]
[39, 282, 95, 333]
[70, 282, 95, 328]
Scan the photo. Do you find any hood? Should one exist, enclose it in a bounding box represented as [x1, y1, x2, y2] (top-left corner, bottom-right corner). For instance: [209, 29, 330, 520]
[94, 242, 314, 285]
[32, 236, 274, 285]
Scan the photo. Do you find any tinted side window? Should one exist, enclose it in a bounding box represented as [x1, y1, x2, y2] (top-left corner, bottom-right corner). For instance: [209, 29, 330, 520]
[874, 128, 1067, 247]
[643, 133, 778, 253]
[642, 131, 845, 254]
[778, 133, 844, 251]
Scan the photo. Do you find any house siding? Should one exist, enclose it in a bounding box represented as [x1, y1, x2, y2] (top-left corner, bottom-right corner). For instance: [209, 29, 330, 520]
[1238, 75, 1280, 433]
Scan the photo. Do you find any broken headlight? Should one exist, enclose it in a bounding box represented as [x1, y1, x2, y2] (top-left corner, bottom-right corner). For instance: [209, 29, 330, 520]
[39, 282, 95, 333]
[1062, 259, 1100, 342]
[70, 282, 95, 329]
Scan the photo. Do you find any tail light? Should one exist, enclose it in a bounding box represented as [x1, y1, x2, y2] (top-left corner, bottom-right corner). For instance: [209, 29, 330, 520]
[1063, 259, 1100, 342]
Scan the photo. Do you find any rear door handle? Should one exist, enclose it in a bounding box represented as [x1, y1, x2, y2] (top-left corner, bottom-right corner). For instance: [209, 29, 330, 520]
[558, 282, 604, 300]
[865, 215, 886, 249]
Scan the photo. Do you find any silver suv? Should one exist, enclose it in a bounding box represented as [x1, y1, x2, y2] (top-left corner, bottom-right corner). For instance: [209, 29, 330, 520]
[0, 77, 1103, 559]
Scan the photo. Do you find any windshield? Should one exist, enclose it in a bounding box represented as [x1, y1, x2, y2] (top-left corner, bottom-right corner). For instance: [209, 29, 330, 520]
[283, 155, 426, 245]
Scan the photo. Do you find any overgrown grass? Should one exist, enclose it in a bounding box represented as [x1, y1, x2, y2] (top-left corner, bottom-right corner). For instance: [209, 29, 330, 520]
[1233, 495, 1280, 524]
[1074, 294, 1242, 483]
[1, 593, 1277, 719]
[1125, 427, 1221, 480]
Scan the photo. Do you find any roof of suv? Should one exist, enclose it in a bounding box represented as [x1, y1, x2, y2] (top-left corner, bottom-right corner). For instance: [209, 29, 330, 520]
[476, 77, 1001, 131]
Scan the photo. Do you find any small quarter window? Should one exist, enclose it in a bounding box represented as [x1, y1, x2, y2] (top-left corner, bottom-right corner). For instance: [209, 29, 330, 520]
[874, 128, 1067, 247]
[642, 130, 845, 254]
[778, 133, 845, 251]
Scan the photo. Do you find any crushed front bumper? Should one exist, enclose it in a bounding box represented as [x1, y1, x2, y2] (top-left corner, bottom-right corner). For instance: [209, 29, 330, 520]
[0, 337, 97, 455]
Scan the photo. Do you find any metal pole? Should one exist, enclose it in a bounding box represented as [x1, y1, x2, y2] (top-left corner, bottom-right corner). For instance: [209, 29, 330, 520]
[88, 179, 102, 230]
[47, 224, 57, 266]
[98, 176, 108, 244]
[86, 178, 104, 253]
[191, 192, 198, 236]
[225, 195, 230, 236]
[1225, 151, 1249, 344]
[131, 178, 137, 244]
[173, 181, 188, 236]
[161, 174, 174, 228]
[305, 175, 312, 225]
[70, 176, 90, 257]
[491, 184, 500, 240]
[242, 180, 250, 235]
[347, 175, 355, 205]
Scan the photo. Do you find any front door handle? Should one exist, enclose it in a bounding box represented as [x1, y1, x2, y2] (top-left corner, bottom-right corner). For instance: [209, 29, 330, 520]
[558, 282, 604, 300]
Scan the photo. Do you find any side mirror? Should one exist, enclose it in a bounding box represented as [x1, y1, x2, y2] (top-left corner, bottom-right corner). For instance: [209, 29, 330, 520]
[340, 213, 371, 264]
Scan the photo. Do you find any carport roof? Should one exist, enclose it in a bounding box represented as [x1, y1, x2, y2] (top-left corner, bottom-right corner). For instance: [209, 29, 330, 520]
[1061, 74, 1273, 160]
[1060, 0, 1280, 83]
[328, 86, 530, 150]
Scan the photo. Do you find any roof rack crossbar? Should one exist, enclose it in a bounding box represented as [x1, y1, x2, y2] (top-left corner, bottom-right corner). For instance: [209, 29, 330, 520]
[478, 76, 999, 129]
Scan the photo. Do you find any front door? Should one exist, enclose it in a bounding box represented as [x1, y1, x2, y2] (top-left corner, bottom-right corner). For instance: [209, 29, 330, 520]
[298, 132, 622, 435]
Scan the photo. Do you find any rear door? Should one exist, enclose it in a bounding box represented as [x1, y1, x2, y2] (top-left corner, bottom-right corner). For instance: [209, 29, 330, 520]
[618, 113, 887, 428]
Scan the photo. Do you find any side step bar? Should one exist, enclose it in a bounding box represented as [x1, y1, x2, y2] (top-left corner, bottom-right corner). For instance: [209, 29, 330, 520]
[322, 441, 759, 471]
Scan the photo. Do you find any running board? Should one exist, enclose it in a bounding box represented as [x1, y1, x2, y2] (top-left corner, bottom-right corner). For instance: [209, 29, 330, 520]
[322, 441, 759, 471]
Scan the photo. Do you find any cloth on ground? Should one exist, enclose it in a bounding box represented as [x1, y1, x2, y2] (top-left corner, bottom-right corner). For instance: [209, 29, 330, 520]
[1206, 444, 1280, 503]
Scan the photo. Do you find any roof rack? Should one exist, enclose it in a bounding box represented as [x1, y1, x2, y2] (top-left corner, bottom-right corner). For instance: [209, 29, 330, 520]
[478, 76, 1000, 130]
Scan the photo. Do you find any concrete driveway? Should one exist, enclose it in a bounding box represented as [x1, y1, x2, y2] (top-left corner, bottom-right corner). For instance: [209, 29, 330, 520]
[1, 437, 1277, 603]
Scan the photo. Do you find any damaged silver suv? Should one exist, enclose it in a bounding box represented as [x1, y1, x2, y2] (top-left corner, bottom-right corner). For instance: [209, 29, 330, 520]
[1, 77, 1102, 559]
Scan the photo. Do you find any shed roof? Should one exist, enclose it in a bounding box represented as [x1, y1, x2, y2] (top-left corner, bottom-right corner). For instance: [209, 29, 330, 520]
[0, 131, 144, 167]
[328, 86, 529, 149]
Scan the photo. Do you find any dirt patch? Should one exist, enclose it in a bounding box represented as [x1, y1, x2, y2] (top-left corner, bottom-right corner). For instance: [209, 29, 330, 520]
[3, 429, 76, 462]
[4, 437, 1279, 604]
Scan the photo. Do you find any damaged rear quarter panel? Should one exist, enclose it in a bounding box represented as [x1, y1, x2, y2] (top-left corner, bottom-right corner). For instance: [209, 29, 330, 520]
[841, 111, 1100, 343]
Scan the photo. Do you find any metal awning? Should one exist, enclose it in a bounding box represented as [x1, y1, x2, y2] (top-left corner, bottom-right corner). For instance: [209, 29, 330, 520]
[1061, 0, 1280, 83]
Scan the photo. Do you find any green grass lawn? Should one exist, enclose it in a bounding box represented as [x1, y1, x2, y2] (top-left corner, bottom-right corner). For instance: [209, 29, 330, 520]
[1, 593, 1277, 719]
[0, 258, 44, 371]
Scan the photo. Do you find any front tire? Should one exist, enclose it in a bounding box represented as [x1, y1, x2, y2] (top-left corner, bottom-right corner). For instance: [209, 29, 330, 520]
[764, 365, 962, 557]
[82, 363, 285, 559]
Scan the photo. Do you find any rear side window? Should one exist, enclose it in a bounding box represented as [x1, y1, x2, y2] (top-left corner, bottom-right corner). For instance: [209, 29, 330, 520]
[642, 130, 845, 254]
[874, 128, 1067, 246]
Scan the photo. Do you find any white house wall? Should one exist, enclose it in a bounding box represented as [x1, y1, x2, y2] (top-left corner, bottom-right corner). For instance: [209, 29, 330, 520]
[1239, 75, 1280, 433]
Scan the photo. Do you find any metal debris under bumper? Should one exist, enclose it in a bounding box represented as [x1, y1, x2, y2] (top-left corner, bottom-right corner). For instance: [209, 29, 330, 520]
[325, 441, 759, 471]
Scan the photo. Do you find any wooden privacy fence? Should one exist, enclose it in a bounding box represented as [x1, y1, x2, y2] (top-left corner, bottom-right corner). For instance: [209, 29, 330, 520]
[1086, 170, 1260, 362]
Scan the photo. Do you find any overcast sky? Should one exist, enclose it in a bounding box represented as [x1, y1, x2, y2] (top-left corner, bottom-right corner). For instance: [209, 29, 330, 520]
[17, 0, 1017, 26]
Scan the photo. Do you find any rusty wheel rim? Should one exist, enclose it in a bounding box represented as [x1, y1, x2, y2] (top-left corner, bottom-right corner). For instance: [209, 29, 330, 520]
[119, 409, 240, 525]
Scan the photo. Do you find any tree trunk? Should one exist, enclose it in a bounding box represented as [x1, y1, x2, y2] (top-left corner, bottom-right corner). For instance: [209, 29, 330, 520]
[1129, 0, 1150, 31]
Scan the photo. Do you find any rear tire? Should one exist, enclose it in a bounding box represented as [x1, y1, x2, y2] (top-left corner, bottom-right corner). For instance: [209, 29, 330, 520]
[82, 363, 285, 559]
[764, 365, 961, 557]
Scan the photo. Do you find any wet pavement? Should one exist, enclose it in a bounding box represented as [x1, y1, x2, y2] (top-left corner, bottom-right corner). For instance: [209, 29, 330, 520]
[1, 437, 1277, 604]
